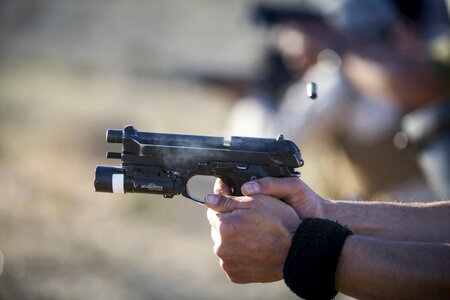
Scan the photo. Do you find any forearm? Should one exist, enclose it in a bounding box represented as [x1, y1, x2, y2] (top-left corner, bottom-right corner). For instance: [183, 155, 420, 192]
[320, 200, 450, 243]
[336, 235, 450, 300]
[242, 178, 450, 242]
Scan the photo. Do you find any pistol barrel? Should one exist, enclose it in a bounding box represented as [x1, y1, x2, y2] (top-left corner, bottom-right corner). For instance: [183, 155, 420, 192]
[106, 129, 124, 143]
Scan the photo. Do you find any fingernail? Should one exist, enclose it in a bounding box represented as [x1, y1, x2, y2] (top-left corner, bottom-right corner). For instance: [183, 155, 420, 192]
[242, 181, 259, 194]
[205, 194, 220, 205]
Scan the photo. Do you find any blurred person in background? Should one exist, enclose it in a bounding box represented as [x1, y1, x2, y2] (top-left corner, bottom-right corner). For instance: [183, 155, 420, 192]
[337, 0, 450, 199]
[226, 0, 450, 200]
[301, 0, 450, 198]
[194, 47, 296, 137]
[269, 0, 431, 201]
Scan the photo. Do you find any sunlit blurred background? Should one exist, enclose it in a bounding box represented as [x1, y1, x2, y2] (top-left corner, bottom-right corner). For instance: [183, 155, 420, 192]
[0, 1, 299, 299]
[1, 0, 448, 299]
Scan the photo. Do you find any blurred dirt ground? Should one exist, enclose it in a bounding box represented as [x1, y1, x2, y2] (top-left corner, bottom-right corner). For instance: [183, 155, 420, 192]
[0, 1, 312, 299]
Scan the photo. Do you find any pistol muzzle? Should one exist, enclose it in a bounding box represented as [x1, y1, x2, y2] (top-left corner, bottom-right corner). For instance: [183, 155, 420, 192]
[106, 129, 123, 143]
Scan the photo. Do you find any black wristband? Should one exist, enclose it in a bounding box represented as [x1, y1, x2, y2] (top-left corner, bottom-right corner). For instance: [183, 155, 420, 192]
[283, 218, 353, 300]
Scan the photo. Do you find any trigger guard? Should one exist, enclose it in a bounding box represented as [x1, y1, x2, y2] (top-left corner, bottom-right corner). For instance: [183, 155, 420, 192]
[182, 186, 206, 204]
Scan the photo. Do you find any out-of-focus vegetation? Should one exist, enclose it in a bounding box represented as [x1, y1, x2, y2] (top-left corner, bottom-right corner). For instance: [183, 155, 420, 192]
[0, 1, 306, 299]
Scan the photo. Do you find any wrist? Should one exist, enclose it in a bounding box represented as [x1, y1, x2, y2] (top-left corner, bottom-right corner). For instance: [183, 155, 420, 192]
[313, 197, 329, 219]
[283, 218, 353, 299]
[292, 181, 329, 219]
[317, 198, 335, 220]
[299, 195, 329, 220]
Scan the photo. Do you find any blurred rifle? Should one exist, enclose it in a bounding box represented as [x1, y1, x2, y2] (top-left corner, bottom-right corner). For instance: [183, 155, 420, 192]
[177, 48, 296, 106]
[94, 125, 304, 203]
[251, 2, 323, 27]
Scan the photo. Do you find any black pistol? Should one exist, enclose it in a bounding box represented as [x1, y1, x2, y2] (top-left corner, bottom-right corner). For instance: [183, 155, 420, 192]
[94, 125, 304, 203]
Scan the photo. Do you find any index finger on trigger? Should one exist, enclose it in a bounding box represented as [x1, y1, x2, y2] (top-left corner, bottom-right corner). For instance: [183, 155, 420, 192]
[214, 178, 232, 196]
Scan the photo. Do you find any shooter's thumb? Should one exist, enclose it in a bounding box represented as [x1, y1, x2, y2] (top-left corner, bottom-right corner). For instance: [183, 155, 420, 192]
[204, 194, 253, 213]
[241, 177, 317, 215]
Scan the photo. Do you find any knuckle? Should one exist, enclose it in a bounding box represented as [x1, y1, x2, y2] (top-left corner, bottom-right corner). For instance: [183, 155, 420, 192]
[256, 177, 276, 193]
[213, 243, 222, 257]
[214, 243, 229, 259]
[223, 197, 236, 212]
[213, 234, 232, 259]
[220, 260, 233, 275]
[290, 177, 306, 196]
[220, 262, 251, 284]
[219, 259, 228, 270]
[256, 177, 270, 190]
[220, 261, 236, 277]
